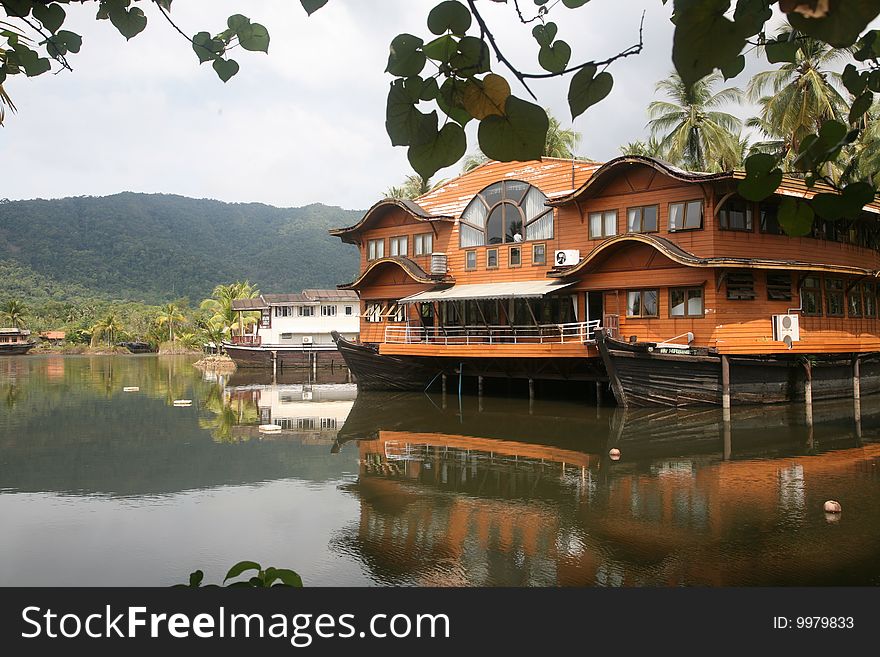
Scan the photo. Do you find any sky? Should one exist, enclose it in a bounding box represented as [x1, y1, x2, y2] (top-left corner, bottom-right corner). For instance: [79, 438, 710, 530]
[0, 0, 777, 210]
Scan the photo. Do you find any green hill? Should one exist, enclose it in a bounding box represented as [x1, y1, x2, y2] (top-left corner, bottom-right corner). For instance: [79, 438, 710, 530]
[0, 193, 361, 304]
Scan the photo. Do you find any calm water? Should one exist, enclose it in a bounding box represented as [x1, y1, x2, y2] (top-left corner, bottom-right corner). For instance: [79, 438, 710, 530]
[1, 354, 879, 586]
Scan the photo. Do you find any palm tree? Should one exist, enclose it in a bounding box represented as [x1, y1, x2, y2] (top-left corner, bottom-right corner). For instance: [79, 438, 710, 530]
[156, 303, 186, 343]
[647, 71, 744, 172]
[619, 137, 665, 158]
[746, 26, 850, 166]
[386, 174, 436, 200]
[199, 281, 260, 337]
[544, 110, 582, 159]
[461, 150, 489, 172]
[0, 83, 16, 126]
[1, 299, 27, 328]
[844, 103, 880, 187]
[90, 313, 125, 347]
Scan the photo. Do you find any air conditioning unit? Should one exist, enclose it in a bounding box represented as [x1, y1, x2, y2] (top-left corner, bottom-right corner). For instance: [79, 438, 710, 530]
[554, 249, 580, 267]
[772, 314, 800, 349]
[302, 336, 313, 344]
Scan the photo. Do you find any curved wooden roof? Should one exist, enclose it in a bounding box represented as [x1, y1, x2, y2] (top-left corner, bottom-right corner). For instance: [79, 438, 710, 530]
[329, 198, 454, 243]
[337, 256, 450, 290]
[549, 233, 879, 278]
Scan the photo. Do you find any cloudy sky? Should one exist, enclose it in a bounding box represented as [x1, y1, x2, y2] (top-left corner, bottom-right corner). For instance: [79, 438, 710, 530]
[2, 0, 775, 210]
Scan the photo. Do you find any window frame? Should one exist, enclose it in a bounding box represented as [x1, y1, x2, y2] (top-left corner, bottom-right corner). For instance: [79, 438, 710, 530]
[413, 232, 433, 256]
[321, 305, 337, 317]
[486, 248, 498, 269]
[364, 302, 383, 323]
[509, 246, 522, 268]
[825, 277, 845, 317]
[459, 180, 552, 247]
[863, 282, 877, 318]
[389, 235, 408, 257]
[669, 286, 705, 318]
[626, 289, 660, 318]
[589, 209, 618, 239]
[626, 205, 659, 234]
[465, 250, 477, 271]
[759, 203, 784, 235]
[669, 200, 704, 232]
[766, 272, 792, 301]
[800, 276, 823, 317]
[298, 305, 315, 317]
[532, 243, 546, 266]
[848, 284, 863, 318]
[367, 238, 385, 261]
[718, 197, 754, 232]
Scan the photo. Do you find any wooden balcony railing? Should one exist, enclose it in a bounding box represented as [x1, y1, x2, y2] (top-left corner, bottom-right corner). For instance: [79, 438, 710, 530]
[384, 320, 601, 345]
[231, 335, 262, 346]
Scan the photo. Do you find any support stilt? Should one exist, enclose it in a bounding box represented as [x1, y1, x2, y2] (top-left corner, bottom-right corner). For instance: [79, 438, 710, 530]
[721, 354, 731, 411]
[854, 356, 862, 440]
[804, 359, 813, 428]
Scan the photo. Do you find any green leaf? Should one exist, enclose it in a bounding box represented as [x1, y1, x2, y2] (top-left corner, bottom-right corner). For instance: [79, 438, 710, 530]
[108, 4, 147, 41]
[300, 0, 328, 15]
[842, 64, 867, 96]
[386, 34, 426, 77]
[532, 22, 557, 47]
[271, 568, 304, 587]
[32, 2, 66, 34]
[213, 57, 239, 82]
[561, 0, 590, 7]
[422, 35, 458, 63]
[817, 119, 847, 149]
[462, 73, 510, 120]
[777, 197, 814, 237]
[854, 30, 880, 62]
[192, 31, 224, 63]
[237, 23, 269, 53]
[427, 1, 471, 36]
[538, 40, 571, 73]
[2, 0, 33, 18]
[672, 0, 745, 87]
[450, 36, 489, 74]
[386, 79, 439, 146]
[869, 69, 880, 93]
[766, 39, 799, 63]
[227, 14, 250, 32]
[719, 54, 745, 80]
[437, 78, 472, 125]
[738, 153, 782, 201]
[849, 91, 872, 124]
[733, 0, 771, 37]
[188, 570, 204, 587]
[409, 121, 467, 179]
[788, 1, 880, 48]
[814, 182, 877, 219]
[478, 96, 549, 161]
[568, 65, 613, 119]
[224, 560, 261, 582]
[11, 43, 50, 77]
[419, 76, 439, 101]
[55, 30, 82, 54]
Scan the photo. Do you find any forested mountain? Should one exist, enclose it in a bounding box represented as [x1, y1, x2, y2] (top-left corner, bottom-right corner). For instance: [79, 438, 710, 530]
[0, 193, 361, 304]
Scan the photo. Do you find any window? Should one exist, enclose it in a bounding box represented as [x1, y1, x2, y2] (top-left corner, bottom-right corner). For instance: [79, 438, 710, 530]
[390, 235, 408, 257]
[345, 305, 353, 316]
[321, 418, 337, 429]
[767, 272, 792, 301]
[533, 243, 546, 266]
[414, 233, 433, 255]
[801, 276, 822, 316]
[589, 210, 617, 239]
[726, 272, 756, 300]
[465, 250, 477, 270]
[459, 180, 552, 247]
[670, 287, 704, 317]
[509, 246, 521, 267]
[321, 305, 337, 317]
[487, 248, 498, 268]
[719, 197, 753, 231]
[260, 310, 270, 328]
[298, 306, 314, 317]
[759, 203, 784, 235]
[627, 205, 659, 233]
[863, 283, 876, 318]
[626, 289, 659, 318]
[382, 303, 405, 322]
[274, 306, 293, 317]
[367, 238, 384, 260]
[364, 303, 383, 323]
[848, 284, 863, 318]
[825, 278, 844, 317]
[669, 200, 704, 230]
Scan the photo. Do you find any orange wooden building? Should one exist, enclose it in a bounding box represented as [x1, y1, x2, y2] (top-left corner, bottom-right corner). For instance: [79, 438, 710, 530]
[329, 156, 880, 406]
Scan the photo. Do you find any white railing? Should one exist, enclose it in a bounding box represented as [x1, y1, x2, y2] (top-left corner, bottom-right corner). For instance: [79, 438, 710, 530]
[384, 320, 602, 345]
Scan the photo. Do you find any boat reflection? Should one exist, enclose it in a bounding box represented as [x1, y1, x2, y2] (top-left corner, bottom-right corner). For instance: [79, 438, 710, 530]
[332, 391, 880, 585]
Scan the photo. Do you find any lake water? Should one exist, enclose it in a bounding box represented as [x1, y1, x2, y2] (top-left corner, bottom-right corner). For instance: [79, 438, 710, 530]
[1, 354, 879, 586]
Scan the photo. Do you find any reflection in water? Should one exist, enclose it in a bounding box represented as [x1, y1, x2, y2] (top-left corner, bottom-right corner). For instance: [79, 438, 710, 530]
[1, 355, 879, 586]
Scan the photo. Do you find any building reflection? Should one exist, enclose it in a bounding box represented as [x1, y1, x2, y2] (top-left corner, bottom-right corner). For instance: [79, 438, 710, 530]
[333, 392, 880, 586]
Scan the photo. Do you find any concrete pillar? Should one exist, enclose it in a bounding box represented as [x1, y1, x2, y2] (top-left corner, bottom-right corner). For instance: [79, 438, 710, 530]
[271, 351, 277, 379]
[854, 357, 862, 440]
[804, 359, 813, 428]
[721, 355, 731, 411]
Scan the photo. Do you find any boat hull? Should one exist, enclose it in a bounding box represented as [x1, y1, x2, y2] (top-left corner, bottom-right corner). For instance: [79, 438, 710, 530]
[223, 343, 348, 369]
[330, 331, 440, 391]
[0, 342, 36, 356]
[597, 332, 880, 407]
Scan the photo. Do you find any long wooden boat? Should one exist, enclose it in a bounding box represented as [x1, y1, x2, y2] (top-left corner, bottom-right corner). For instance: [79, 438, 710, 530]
[330, 331, 440, 390]
[0, 328, 36, 355]
[595, 330, 880, 407]
[224, 341, 348, 369]
[328, 156, 880, 407]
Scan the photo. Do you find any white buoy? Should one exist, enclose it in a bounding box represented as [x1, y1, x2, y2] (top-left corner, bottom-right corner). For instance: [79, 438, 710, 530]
[123, 387, 139, 392]
[609, 448, 621, 461]
[824, 500, 842, 514]
[259, 424, 282, 433]
[173, 399, 192, 406]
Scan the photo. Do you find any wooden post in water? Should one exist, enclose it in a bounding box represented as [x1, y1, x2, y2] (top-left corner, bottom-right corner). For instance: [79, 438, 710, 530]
[528, 378, 535, 414]
[271, 350, 277, 379]
[441, 373, 447, 409]
[854, 356, 862, 440]
[478, 376, 484, 396]
[804, 359, 813, 428]
[595, 381, 603, 407]
[721, 355, 731, 411]
[312, 352, 318, 377]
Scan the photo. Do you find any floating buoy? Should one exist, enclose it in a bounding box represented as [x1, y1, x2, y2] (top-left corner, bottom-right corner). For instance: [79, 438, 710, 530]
[824, 500, 842, 514]
[259, 424, 282, 433]
[173, 399, 192, 406]
[123, 386, 139, 392]
[609, 448, 621, 461]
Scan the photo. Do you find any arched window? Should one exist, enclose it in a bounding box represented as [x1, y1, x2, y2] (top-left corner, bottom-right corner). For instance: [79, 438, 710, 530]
[459, 180, 552, 247]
